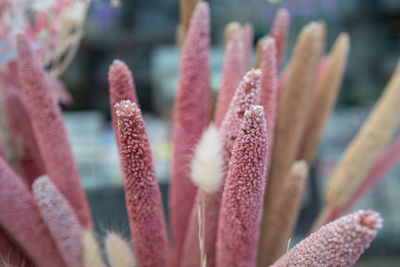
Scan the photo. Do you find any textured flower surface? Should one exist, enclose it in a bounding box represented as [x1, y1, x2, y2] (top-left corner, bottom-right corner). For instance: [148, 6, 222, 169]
[272, 210, 382, 267]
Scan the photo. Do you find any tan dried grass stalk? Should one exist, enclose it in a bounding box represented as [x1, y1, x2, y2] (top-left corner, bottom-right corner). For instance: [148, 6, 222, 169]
[298, 33, 350, 162]
[257, 161, 308, 267]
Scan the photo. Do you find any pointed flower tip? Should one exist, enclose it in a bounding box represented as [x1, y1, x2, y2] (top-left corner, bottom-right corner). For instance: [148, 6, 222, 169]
[277, 8, 290, 20]
[262, 37, 276, 51]
[243, 68, 263, 86]
[242, 105, 266, 131]
[358, 210, 383, 233]
[115, 100, 139, 117]
[191, 123, 224, 194]
[292, 160, 308, 177]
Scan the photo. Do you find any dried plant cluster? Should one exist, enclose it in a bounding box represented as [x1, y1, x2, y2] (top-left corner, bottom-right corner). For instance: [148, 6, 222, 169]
[1, 0, 400, 267]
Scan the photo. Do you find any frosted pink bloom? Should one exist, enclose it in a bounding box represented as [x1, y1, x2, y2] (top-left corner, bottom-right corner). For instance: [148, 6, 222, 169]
[181, 70, 262, 267]
[220, 69, 263, 161]
[16, 34, 92, 229]
[32, 176, 83, 267]
[0, 156, 66, 267]
[0, 230, 32, 266]
[1, 75, 44, 185]
[272, 210, 382, 267]
[242, 24, 254, 73]
[259, 37, 278, 155]
[115, 100, 169, 267]
[216, 105, 269, 267]
[214, 34, 244, 127]
[108, 59, 138, 149]
[169, 2, 211, 262]
[329, 136, 400, 221]
[270, 8, 290, 69]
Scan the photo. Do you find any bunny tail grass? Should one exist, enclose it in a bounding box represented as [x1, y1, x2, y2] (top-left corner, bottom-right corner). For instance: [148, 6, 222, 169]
[105, 232, 136, 267]
[181, 124, 224, 267]
[217, 106, 269, 267]
[16, 34, 92, 229]
[82, 231, 106, 267]
[169, 2, 211, 263]
[116, 100, 169, 267]
[190, 124, 224, 194]
[32, 176, 83, 267]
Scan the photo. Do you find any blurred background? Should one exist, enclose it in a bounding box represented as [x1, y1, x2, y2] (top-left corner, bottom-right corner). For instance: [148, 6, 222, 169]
[3, 0, 400, 265]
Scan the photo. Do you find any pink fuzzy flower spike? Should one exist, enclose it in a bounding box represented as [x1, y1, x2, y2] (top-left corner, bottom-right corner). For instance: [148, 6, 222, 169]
[2, 85, 44, 185]
[272, 210, 382, 267]
[16, 34, 92, 229]
[217, 105, 269, 267]
[32, 176, 83, 267]
[220, 69, 263, 161]
[270, 8, 290, 69]
[0, 157, 66, 267]
[115, 100, 169, 267]
[169, 1, 211, 262]
[243, 23, 254, 73]
[181, 69, 262, 267]
[108, 60, 139, 147]
[259, 37, 278, 154]
[214, 34, 244, 127]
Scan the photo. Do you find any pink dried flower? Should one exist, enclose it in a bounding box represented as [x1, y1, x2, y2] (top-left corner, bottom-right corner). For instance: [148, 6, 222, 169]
[214, 34, 244, 127]
[115, 100, 170, 267]
[270, 8, 290, 69]
[272, 210, 382, 267]
[220, 69, 263, 161]
[2, 84, 44, 184]
[0, 156, 66, 267]
[169, 2, 211, 262]
[259, 37, 278, 154]
[242, 24, 254, 73]
[32, 175, 83, 267]
[108, 59, 138, 149]
[216, 105, 269, 267]
[16, 34, 92, 229]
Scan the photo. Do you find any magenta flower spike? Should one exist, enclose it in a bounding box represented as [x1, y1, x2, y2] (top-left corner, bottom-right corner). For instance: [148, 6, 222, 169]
[181, 70, 262, 267]
[115, 100, 169, 267]
[2, 85, 44, 185]
[270, 8, 290, 69]
[243, 23, 254, 72]
[216, 105, 269, 267]
[214, 34, 244, 127]
[32, 176, 83, 267]
[220, 69, 263, 161]
[0, 156, 66, 267]
[169, 1, 211, 261]
[16, 34, 93, 229]
[259, 38, 278, 155]
[272, 210, 382, 267]
[108, 59, 139, 148]
[329, 136, 400, 221]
